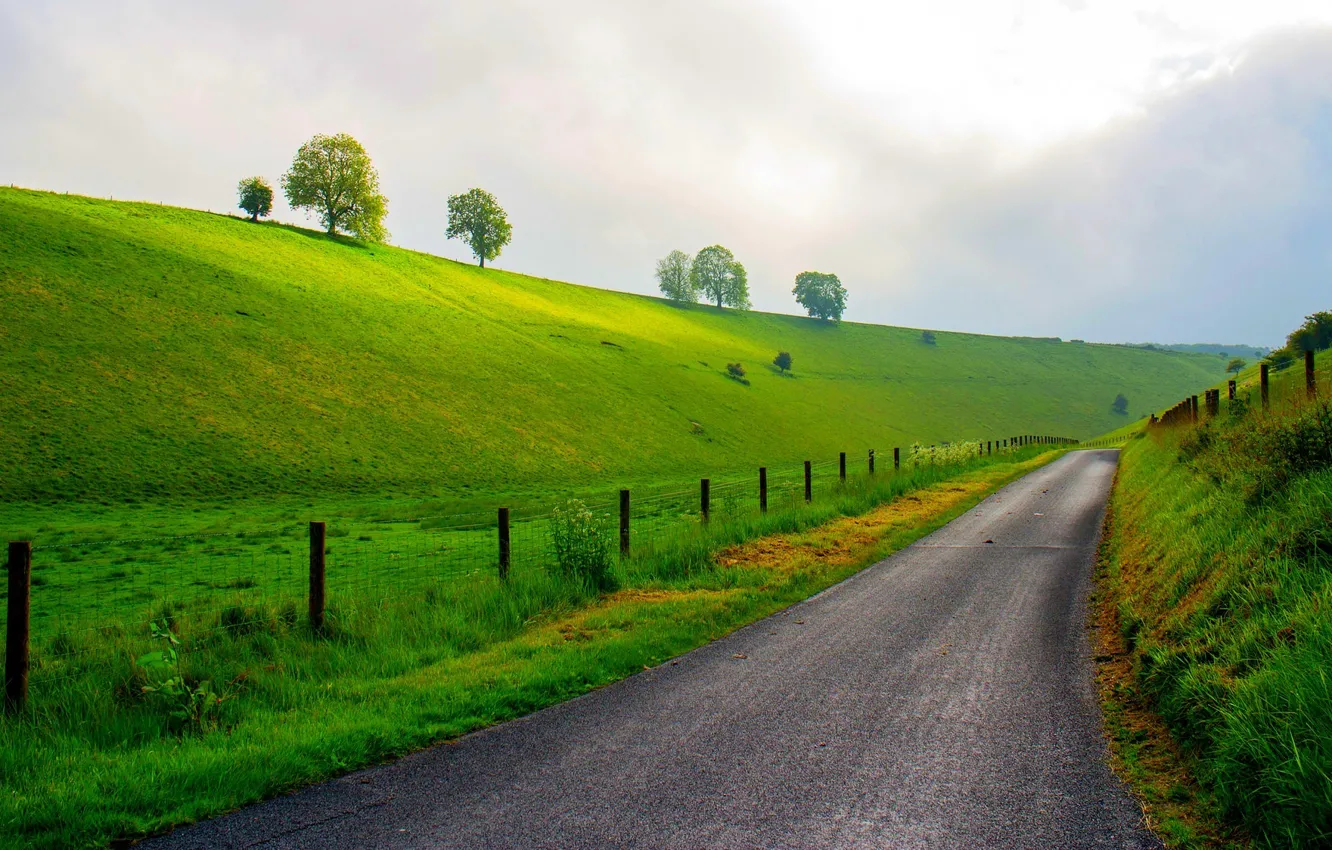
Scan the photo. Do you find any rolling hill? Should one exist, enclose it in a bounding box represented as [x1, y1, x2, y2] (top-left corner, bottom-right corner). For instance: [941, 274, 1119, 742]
[0, 187, 1224, 504]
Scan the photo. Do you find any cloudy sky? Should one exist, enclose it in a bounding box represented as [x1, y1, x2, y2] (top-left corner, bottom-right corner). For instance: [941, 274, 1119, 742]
[4, 1, 1331, 345]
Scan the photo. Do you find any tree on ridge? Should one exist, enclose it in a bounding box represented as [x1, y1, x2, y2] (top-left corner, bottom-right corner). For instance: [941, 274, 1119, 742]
[236, 176, 273, 222]
[281, 133, 389, 242]
[446, 188, 512, 268]
[690, 245, 749, 309]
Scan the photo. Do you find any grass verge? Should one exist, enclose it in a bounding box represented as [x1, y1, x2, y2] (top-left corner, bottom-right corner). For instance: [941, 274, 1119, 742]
[0, 451, 1056, 849]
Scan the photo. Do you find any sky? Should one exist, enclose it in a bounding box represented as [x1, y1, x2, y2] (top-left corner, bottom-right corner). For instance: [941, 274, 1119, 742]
[3, 1, 1331, 346]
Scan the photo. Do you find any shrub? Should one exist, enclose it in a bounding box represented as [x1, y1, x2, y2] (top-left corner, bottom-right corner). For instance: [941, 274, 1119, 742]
[773, 351, 792, 374]
[1112, 393, 1129, 415]
[921, 330, 936, 345]
[549, 500, 617, 592]
[726, 362, 746, 379]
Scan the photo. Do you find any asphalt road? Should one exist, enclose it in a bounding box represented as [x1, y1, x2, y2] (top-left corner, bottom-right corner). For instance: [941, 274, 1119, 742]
[150, 449, 1158, 849]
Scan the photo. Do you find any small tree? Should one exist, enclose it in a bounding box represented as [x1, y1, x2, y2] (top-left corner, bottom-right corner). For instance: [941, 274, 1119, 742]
[446, 188, 512, 268]
[281, 133, 388, 241]
[236, 176, 273, 222]
[726, 362, 746, 379]
[773, 351, 792, 374]
[1112, 393, 1129, 415]
[792, 271, 848, 320]
[1226, 357, 1246, 374]
[921, 330, 936, 345]
[691, 245, 749, 309]
[656, 250, 695, 302]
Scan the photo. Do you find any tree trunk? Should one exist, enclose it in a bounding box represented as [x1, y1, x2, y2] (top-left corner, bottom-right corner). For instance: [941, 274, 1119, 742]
[479, 256, 485, 268]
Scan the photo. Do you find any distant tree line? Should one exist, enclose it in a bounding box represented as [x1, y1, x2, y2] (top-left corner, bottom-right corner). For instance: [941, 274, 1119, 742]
[236, 132, 512, 267]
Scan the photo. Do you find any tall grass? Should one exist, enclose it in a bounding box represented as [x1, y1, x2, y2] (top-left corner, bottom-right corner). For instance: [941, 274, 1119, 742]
[1104, 360, 1332, 848]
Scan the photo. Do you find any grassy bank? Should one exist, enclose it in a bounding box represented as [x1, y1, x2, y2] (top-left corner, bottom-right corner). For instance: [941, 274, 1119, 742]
[0, 447, 1057, 848]
[1097, 355, 1332, 848]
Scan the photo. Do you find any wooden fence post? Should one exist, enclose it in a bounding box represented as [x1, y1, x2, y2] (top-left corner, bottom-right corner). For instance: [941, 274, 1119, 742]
[700, 479, 710, 522]
[1190, 396, 1198, 423]
[498, 508, 510, 580]
[619, 489, 630, 557]
[839, 452, 846, 482]
[759, 467, 767, 513]
[894, 447, 900, 470]
[308, 522, 326, 632]
[1228, 379, 1236, 401]
[5, 542, 31, 712]
[1261, 363, 1270, 410]
[804, 461, 812, 503]
[1307, 350, 1317, 398]
[868, 449, 875, 475]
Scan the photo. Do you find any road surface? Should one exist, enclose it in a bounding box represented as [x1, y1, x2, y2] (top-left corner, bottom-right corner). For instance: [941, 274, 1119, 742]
[150, 449, 1157, 849]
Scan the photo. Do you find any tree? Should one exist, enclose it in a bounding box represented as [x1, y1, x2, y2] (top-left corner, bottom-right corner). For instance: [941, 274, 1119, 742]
[792, 271, 848, 321]
[655, 250, 695, 302]
[1286, 311, 1332, 353]
[921, 330, 936, 345]
[236, 176, 273, 222]
[446, 188, 512, 268]
[690, 245, 749, 309]
[773, 351, 792, 374]
[726, 362, 746, 379]
[1226, 357, 1246, 374]
[281, 133, 388, 241]
[1112, 393, 1129, 415]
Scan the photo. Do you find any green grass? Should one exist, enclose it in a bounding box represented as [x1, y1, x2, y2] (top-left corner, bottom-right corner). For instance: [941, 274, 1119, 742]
[0, 186, 1221, 515]
[1099, 351, 1332, 848]
[0, 446, 1057, 849]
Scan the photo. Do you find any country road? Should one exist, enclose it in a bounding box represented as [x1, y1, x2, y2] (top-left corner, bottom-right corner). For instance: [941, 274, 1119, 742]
[149, 449, 1158, 849]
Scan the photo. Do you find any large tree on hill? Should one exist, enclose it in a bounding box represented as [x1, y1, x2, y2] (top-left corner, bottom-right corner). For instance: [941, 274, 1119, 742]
[655, 250, 696, 302]
[236, 176, 273, 222]
[281, 133, 388, 242]
[1287, 311, 1332, 353]
[690, 245, 749, 309]
[792, 271, 848, 321]
[446, 188, 512, 268]
[1226, 357, 1246, 374]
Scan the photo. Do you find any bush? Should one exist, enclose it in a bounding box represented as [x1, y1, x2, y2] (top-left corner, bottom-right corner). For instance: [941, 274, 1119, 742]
[549, 500, 617, 592]
[773, 351, 792, 374]
[726, 362, 746, 379]
[921, 330, 936, 345]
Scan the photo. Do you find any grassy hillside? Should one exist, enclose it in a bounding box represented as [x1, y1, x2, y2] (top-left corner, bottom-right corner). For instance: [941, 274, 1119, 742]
[1099, 353, 1331, 847]
[0, 187, 1222, 505]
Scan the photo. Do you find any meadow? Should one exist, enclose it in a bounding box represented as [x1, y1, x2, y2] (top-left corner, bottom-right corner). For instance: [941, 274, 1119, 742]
[1098, 351, 1332, 847]
[1, 441, 1058, 848]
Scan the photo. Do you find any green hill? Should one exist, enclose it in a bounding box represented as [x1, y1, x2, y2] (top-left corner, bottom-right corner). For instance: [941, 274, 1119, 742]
[0, 188, 1222, 504]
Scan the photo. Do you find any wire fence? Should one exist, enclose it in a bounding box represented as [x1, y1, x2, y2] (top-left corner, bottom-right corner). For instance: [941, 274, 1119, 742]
[2, 434, 1078, 708]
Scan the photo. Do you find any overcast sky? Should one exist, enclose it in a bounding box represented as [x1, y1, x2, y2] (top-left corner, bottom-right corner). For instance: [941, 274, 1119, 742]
[4, 1, 1331, 345]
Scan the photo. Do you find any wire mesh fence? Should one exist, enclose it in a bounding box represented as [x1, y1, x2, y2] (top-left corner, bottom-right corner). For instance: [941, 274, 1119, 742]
[2, 435, 1079, 709]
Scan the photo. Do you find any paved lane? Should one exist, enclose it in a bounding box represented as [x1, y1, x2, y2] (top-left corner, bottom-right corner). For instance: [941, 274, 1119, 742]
[151, 450, 1156, 849]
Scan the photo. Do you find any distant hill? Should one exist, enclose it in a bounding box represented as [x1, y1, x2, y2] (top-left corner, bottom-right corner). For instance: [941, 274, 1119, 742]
[1128, 342, 1270, 360]
[0, 188, 1225, 502]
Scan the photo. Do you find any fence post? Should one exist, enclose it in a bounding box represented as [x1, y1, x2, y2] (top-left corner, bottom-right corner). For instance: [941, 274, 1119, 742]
[987, 440, 992, 456]
[498, 508, 510, 580]
[804, 461, 812, 503]
[1228, 379, 1236, 401]
[759, 467, 767, 513]
[308, 522, 326, 632]
[4, 542, 31, 713]
[1261, 363, 1270, 410]
[619, 489, 630, 557]
[1190, 396, 1199, 423]
[839, 452, 846, 482]
[1207, 389, 1219, 417]
[894, 447, 900, 470]
[1307, 350, 1317, 398]
[700, 479, 710, 522]
[868, 449, 875, 475]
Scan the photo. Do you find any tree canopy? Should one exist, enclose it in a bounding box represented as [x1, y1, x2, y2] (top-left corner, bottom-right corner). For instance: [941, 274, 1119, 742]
[655, 250, 696, 303]
[446, 188, 512, 268]
[1226, 357, 1247, 374]
[792, 271, 847, 321]
[236, 176, 273, 222]
[281, 133, 388, 242]
[1286, 311, 1332, 353]
[773, 351, 792, 374]
[690, 245, 749, 309]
